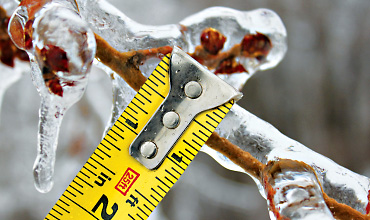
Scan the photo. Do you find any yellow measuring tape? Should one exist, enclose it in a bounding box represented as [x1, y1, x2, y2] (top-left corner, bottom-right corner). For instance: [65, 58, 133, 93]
[45, 49, 236, 220]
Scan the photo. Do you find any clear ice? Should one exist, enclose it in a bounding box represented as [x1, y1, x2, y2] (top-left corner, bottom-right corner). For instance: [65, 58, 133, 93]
[262, 160, 334, 219]
[5, 0, 370, 218]
[208, 104, 370, 217]
[75, 0, 287, 134]
[8, 0, 96, 192]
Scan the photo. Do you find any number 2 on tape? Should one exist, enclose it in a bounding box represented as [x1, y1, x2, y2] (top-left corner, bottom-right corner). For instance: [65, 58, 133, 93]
[45, 47, 241, 220]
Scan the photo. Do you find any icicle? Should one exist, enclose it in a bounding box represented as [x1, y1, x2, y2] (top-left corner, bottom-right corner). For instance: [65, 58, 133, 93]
[8, 0, 96, 192]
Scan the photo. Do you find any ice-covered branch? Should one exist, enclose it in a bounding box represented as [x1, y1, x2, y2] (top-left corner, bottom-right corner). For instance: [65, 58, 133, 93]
[5, 0, 369, 219]
[206, 104, 370, 219]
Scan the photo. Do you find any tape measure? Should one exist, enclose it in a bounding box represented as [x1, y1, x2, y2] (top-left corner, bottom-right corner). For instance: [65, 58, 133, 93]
[45, 47, 241, 220]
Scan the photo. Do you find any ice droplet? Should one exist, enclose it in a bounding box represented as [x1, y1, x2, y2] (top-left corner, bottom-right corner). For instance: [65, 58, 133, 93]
[8, 0, 96, 192]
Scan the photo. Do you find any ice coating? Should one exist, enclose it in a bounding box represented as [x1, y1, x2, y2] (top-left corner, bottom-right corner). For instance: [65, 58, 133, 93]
[77, 0, 286, 135]
[76, 0, 287, 89]
[8, 1, 96, 192]
[203, 104, 370, 214]
[262, 160, 334, 219]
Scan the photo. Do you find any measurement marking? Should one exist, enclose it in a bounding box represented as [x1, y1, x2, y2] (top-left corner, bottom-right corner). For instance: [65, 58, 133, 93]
[172, 167, 181, 176]
[158, 64, 168, 73]
[128, 214, 135, 220]
[165, 176, 174, 185]
[59, 199, 70, 207]
[62, 195, 99, 220]
[181, 159, 189, 166]
[69, 185, 83, 195]
[220, 105, 230, 113]
[145, 84, 165, 99]
[117, 119, 138, 135]
[194, 119, 212, 133]
[223, 102, 232, 110]
[144, 204, 153, 212]
[97, 147, 111, 158]
[136, 213, 144, 220]
[127, 105, 138, 114]
[100, 143, 111, 151]
[183, 140, 198, 152]
[93, 152, 104, 160]
[48, 212, 60, 219]
[206, 114, 220, 124]
[76, 175, 93, 188]
[167, 156, 185, 171]
[72, 180, 83, 188]
[152, 73, 165, 85]
[155, 68, 165, 78]
[90, 157, 115, 175]
[151, 188, 164, 198]
[158, 185, 167, 194]
[110, 128, 124, 139]
[206, 121, 216, 129]
[103, 137, 121, 151]
[155, 177, 170, 189]
[165, 169, 178, 180]
[162, 58, 170, 67]
[131, 101, 148, 114]
[56, 203, 70, 213]
[86, 161, 97, 169]
[106, 133, 117, 142]
[134, 96, 145, 105]
[193, 132, 205, 142]
[52, 208, 63, 216]
[113, 123, 125, 133]
[179, 151, 191, 162]
[125, 118, 138, 129]
[138, 206, 149, 217]
[147, 78, 158, 87]
[80, 170, 91, 178]
[124, 110, 138, 121]
[65, 189, 76, 197]
[213, 111, 223, 119]
[138, 91, 151, 103]
[150, 195, 159, 203]
[198, 129, 209, 138]
[192, 139, 203, 148]
[217, 107, 227, 114]
[141, 87, 151, 96]
[135, 189, 156, 207]
[82, 166, 97, 176]
[185, 148, 196, 157]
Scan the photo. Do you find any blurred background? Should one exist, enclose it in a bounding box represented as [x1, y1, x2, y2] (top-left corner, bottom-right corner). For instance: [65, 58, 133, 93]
[0, 0, 369, 219]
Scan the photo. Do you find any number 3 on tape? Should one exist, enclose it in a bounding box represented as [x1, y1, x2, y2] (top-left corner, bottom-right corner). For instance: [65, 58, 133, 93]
[45, 47, 242, 220]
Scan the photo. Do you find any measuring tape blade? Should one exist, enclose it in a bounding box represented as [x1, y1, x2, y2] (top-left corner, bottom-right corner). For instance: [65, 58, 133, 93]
[45, 47, 240, 220]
